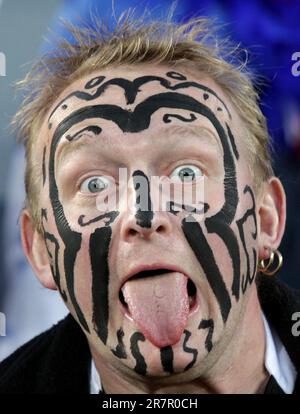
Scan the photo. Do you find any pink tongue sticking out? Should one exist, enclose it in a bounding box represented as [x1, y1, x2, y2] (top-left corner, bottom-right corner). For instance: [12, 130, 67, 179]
[122, 272, 189, 348]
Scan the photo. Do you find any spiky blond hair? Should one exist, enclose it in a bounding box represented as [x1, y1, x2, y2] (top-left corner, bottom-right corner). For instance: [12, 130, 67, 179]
[12, 10, 273, 232]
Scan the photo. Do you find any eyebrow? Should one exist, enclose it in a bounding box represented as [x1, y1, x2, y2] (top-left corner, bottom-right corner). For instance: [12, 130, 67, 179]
[56, 123, 221, 167]
[158, 124, 221, 149]
[57, 132, 96, 168]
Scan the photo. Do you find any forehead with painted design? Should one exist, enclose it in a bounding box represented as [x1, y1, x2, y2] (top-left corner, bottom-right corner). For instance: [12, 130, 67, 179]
[47, 65, 239, 136]
[44, 65, 248, 195]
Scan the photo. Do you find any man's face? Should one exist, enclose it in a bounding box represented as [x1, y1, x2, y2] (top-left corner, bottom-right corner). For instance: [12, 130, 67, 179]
[38, 65, 259, 379]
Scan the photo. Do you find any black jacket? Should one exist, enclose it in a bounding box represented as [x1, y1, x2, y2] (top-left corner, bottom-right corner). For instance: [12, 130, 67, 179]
[0, 275, 299, 394]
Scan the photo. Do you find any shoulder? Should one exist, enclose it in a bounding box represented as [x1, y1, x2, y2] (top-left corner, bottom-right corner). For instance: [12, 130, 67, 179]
[258, 275, 300, 375]
[258, 275, 300, 313]
[0, 314, 91, 394]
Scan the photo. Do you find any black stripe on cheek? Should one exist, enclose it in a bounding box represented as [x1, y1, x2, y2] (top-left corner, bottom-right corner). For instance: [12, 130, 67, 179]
[132, 170, 154, 228]
[198, 319, 214, 353]
[90, 225, 112, 345]
[42, 146, 46, 186]
[183, 330, 198, 371]
[130, 332, 147, 375]
[111, 328, 127, 359]
[205, 218, 241, 301]
[43, 231, 68, 302]
[160, 346, 174, 373]
[236, 185, 258, 294]
[63, 232, 88, 330]
[182, 218, 232, 323]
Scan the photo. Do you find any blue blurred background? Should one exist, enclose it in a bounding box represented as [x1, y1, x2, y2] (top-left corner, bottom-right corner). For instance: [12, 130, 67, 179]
[0, 0, 299, 360]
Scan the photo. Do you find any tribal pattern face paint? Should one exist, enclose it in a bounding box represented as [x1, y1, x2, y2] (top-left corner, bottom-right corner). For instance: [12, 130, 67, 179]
[41, 66, 259, 377]
[41, 207, 68, 302]
[111, 328, 127, 359]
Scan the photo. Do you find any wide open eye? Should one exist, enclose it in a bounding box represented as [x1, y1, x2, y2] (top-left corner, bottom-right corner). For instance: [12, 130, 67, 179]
[170, 165, 203, 183]
[80, 176, 110, 194]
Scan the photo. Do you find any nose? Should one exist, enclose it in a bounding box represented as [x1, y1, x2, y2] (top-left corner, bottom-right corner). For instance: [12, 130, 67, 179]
[120, 211, 173, 241]
[119, 169, 173, 241]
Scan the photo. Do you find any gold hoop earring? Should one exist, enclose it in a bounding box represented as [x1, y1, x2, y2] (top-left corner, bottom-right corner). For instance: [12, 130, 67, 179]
[258, 249, 283, 276]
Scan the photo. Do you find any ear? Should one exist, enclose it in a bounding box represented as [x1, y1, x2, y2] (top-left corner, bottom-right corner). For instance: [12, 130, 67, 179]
[257, 177, 286, 261]
[20, 209, 57, 290]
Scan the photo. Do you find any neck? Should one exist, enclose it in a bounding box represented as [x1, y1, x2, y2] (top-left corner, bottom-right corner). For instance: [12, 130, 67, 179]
[91, 287, 269, 394]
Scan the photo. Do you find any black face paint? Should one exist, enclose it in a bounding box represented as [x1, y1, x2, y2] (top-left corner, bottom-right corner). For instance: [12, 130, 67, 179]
[226, 124, 239, 160]
[167, 201, 209, 216]
[198, 319, 214, 353]
[49, 124, 89, 331]
[65, 234, 89, 329]
[49, 84, 233, 335]
[41, 207, 47, 221]
[48, 111, 120, 336]
[163, 112, 240, 304]
[182, 217, 232, 323]
[163, 113, 197, 123]
[182, 329, 198, 371]
[166, 71, 187, 80]
[50, 91, 230, 135]
[203, 118, 241, 302]
[133, 170, 153, 229]
[111, 328, 127, 359]
[236, 185, 258, 294]
[48, 71, 231, 125]
[85, 75, 106, 89]
[130, 332, 147, 375]
[160, 346, 174, 374]
[89, 225, 113, 345]
[78, 211, 118, 227]
[205, 216, 241, 301]
[41, 208, 68, 302]
[42, 146, 46, 186]
[65, 125, 102, 142]
[46, 70, 245, 369]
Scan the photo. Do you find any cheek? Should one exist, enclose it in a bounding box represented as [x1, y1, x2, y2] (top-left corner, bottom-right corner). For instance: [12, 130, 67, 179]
[205, 231, 236, 289]
[62, 201, 96, 229]
[204, 177, 226, 213]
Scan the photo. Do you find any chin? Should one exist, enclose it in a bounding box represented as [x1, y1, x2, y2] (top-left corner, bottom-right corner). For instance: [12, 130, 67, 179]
[122, 338, 206, 379]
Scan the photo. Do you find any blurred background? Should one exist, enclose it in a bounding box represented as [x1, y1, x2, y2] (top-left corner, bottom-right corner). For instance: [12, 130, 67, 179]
[0, 0, 299, 361]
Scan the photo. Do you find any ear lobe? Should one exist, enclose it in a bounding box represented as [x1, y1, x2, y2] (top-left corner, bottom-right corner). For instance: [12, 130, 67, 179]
[20, 209, 57, 291]
[257, 177, 286, 260]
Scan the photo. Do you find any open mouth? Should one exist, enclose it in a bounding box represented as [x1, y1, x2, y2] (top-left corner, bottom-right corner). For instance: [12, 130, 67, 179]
[119, 268, 198, 315]
[119, 267, 199, 347]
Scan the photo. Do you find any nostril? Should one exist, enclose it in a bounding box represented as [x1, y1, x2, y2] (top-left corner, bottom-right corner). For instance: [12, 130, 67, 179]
[128, 229, 138, 236]
[156, 225, 165, 233]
